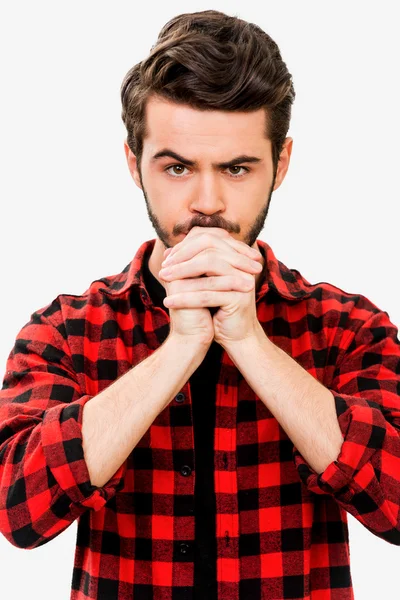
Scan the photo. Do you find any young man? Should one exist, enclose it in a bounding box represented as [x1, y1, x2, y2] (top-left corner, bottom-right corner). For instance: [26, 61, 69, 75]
[1, 9, 399, 600]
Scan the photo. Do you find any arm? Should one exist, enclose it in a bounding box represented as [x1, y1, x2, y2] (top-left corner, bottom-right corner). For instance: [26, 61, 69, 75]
[224, 330, 344, 474]
[82, 333, 207, 488]
[224, 307, 400, 546]
[0, 300, 207, 549]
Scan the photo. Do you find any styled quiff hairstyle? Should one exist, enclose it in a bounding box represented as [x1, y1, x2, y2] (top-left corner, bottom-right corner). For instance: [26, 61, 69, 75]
[120, 10, 295, 178]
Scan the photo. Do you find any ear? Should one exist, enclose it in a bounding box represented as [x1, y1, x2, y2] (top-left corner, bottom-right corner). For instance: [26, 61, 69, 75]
[124, 139, 142, 190]
[272, 137, 293, 192]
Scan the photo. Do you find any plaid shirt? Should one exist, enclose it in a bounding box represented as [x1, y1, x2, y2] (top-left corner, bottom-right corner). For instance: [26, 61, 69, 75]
[0, 237, 399, 600]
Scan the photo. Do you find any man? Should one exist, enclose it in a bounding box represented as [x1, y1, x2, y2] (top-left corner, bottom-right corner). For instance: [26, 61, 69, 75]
[1, 9, 400, 600]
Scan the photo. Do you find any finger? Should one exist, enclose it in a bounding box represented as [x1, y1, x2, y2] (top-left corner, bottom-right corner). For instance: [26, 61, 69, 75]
[164, 289, 241, 308]
[187, 226, 231, 239]
[163, 273, 255, 293]
[159, 252, 262, 280]
[163, 233, 261, 266]
[167, 234, 261, 261]
[167, 226, 229, 257]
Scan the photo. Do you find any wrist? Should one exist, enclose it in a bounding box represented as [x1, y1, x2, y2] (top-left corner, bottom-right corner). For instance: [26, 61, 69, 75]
[167, 332, 212, 355]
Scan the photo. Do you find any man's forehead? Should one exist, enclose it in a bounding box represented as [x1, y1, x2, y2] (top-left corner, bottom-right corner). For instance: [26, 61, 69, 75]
[144, 94, 267, 137]
[142, 96, 270, 162]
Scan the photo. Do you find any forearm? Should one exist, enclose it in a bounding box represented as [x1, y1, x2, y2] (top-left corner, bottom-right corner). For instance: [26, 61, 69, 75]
[224, 328, 344, 474]
[82, 335, 207, 488]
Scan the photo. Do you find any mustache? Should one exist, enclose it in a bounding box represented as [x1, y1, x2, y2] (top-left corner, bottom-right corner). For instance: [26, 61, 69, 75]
[182, 219, 237, 234]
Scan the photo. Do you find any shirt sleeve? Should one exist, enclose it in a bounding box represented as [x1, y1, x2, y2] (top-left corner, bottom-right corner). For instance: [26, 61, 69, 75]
[292, 307, 400, 546]
[0, 300, 128, 549]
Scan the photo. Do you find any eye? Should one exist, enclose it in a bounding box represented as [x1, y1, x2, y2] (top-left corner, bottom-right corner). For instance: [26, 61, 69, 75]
[164, 164, 250, 178]
[227, 166, 249, 177]
[165, 164, 189, 177]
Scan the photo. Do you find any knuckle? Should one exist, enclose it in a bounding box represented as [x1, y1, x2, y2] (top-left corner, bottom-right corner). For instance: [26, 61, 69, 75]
[204, 233, 215, 245]
[204, 249, 213, 267]
[207, 276, 216, 289]
[169, 279, 181, 291]
[235, 275, 244, 287]
[218, 228, 230, 236]
[242, 275, 254, 289]
[203, 246, 215, 267]
[240, 241, 251, 251]
[202, 227, 228, 236]
[238, 251, 251, 265]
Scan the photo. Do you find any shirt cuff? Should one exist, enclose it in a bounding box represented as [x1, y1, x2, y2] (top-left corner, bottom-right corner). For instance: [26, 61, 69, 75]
[41, 394, 127, 511]
[292, 391, 387, 501]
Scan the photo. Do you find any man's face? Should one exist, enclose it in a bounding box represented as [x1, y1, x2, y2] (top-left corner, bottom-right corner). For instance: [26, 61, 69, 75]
[124, 94, 292, 256]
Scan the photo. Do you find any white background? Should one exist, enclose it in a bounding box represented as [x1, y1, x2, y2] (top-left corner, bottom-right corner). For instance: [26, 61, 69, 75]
[0, 1, 399, 598]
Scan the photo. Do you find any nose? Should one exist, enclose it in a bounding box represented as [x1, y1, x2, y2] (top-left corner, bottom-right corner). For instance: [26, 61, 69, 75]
[190, 173, 225, 214]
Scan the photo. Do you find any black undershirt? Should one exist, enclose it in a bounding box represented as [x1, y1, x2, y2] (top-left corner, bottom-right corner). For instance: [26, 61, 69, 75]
[142, 252, 221, 599]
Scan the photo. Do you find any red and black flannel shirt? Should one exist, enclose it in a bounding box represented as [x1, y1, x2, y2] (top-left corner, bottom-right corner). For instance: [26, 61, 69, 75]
[0, 237, 400, 600]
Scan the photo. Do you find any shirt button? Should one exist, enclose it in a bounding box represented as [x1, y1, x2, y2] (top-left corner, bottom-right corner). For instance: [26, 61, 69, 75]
[175, 392, 185, 403]
[180, 465, 192, 477]
[180, 542, 190, 554]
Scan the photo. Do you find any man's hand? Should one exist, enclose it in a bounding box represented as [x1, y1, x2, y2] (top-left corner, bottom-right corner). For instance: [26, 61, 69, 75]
[159, 226, 264, 347]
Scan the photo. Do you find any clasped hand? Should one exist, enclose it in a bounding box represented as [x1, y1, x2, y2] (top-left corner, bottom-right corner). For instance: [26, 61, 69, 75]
[158, 226, 264, 347]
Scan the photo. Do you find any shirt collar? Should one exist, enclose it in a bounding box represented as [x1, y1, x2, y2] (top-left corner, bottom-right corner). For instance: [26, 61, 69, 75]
[97, 238, 312, 303]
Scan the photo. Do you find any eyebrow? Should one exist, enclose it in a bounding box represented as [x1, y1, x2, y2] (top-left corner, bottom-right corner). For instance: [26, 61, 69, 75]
[151, 148, 262, 169]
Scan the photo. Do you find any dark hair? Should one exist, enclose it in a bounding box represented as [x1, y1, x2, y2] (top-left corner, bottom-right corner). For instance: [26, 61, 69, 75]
[120, 9, 295, 178]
